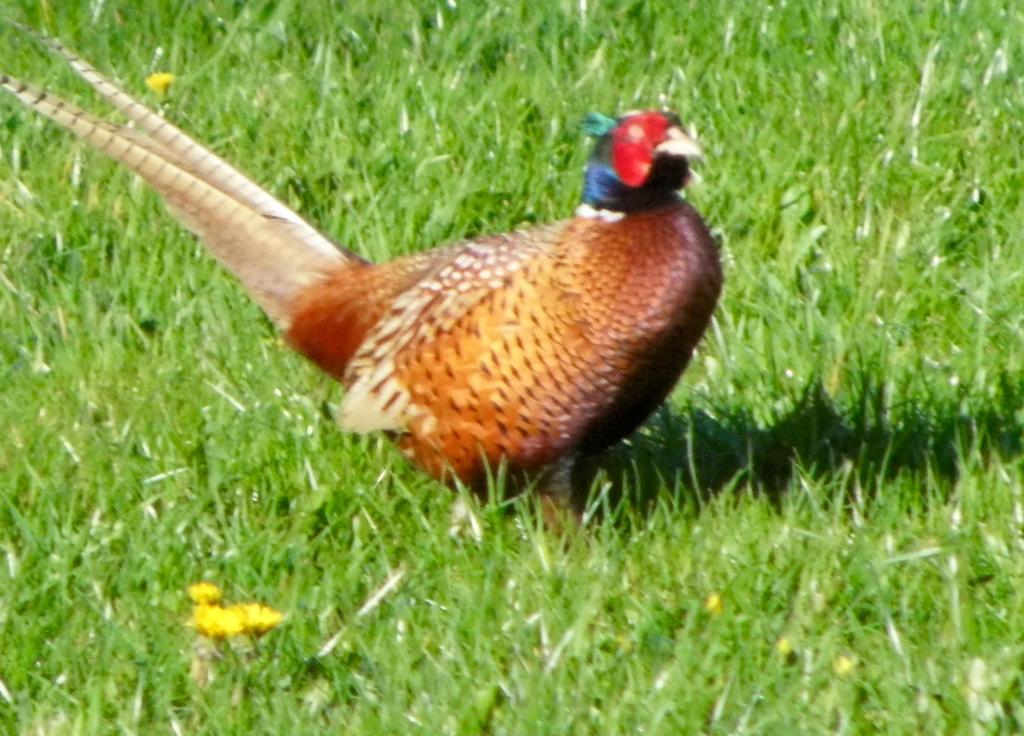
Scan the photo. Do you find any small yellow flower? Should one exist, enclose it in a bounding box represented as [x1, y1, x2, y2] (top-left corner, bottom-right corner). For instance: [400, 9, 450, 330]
[776, 637, 793, 657]
[191, 603, 246, 639]
[187, 581, 223, 606]
[704, 592, 724, 616]
[234, 602, 285, 636]
[186, 582, 284, 641]
[833, 654, 856, 676]
[145, 72, 176, 97]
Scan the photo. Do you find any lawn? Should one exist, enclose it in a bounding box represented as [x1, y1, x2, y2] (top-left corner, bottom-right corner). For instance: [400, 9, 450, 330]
[1, 0, 1023, 733]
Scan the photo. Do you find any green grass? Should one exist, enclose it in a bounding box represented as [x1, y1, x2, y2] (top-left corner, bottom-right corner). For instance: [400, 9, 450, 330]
[1, 0, 1023, 732]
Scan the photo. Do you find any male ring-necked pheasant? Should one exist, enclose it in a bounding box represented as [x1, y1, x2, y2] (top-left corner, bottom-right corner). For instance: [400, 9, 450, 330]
[2, 33, 722, 511]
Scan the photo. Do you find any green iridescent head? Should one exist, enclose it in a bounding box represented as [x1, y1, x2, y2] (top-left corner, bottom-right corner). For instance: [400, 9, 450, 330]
[580, 109, 703, 212]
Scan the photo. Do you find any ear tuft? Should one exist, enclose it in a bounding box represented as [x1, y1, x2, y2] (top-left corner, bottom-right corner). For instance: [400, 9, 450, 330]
[582, 112, 617, 138]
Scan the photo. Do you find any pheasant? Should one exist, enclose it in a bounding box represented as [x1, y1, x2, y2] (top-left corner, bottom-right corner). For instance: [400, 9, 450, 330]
[1, 34, 722, 512]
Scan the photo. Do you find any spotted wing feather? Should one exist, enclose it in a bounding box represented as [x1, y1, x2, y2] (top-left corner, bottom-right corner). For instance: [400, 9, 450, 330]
[337, 228, 558, 434]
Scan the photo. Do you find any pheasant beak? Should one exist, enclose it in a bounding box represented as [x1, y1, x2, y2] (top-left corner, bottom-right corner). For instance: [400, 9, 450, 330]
[655, 126, 704, 160]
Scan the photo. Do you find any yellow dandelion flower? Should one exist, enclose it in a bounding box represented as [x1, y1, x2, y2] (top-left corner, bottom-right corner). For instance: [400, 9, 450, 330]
[704, 592, 724, 616]
[776, 637, 793, 657]
[833, 654, 856, 676]
[234, 602, 285, 636]
[187, 581, 223, 605]
[145, 72, 176, 97]
[191, 603, 246, 639]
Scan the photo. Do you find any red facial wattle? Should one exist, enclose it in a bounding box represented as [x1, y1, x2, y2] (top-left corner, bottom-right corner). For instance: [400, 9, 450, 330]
[610, 112, 672, 188]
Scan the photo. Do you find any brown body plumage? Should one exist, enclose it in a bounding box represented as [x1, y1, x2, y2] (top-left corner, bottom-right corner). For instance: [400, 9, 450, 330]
[2, 33, 722, 509]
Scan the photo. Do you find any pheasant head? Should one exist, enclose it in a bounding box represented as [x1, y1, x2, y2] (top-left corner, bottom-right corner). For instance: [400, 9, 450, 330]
[581, 110, 703, 214]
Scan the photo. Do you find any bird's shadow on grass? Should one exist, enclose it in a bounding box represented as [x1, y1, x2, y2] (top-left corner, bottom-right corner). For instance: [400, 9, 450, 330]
[580, 374, 1023, 520]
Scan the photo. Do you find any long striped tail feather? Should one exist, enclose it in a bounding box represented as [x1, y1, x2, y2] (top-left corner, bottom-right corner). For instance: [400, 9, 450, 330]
[1, 29, 361, 328]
